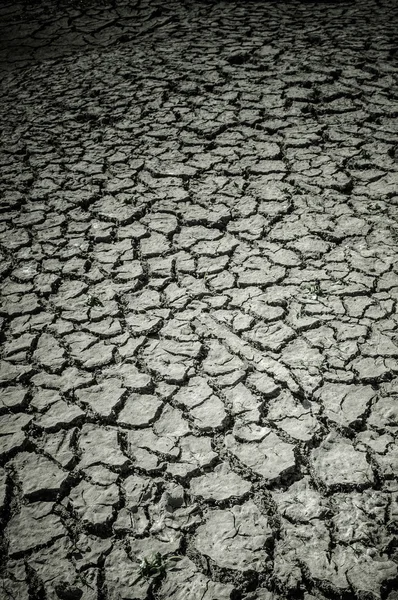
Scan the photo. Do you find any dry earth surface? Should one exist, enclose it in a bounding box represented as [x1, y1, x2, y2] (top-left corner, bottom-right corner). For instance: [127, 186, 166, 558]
[0, 0, 398, 599]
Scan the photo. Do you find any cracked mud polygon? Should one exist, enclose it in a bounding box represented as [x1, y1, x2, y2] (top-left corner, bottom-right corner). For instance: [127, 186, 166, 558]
[0, 0, 398, 599]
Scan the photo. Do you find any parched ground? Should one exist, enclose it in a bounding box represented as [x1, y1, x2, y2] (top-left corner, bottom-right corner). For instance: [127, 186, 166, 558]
[0, 0, 398, 599]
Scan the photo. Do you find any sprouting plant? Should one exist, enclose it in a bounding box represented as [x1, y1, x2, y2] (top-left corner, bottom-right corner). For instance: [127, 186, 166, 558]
[140, 553, 167, 579]
[132, 553, 180, 586]
[390, 227, 398, 243]
[302, 280, 322, 297]
[87, 295, 104, 308]
[312, 280, 322, 295]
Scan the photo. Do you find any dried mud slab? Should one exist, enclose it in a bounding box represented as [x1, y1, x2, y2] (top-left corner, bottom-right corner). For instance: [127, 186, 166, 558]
[0, 0, 398, 598]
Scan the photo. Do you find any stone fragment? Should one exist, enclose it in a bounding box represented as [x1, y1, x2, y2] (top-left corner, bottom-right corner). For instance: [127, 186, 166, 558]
[238, 262, 286, 287]
[153, 405, 190, 437]
[280, 338, 323, 370]
[159, 556, 235, 600]
[190, 462, 251, 501]
[142, 339, 202, 383]
[5, 502, 66, 556]
[330, 490, 390, 546]
[0, 360, 33, 384]
[174, 376, 213, 409]
[311, 432, 374, 489]
[167, 436, 217, 478]
[0, 386, 27, 412]
[124, 474, 157, 508]
[40, 427, 76, 469]
[225, 382, 261, 422]
[128, 428, 179, 461]
[250, 160, 286, 174]
[104, 541, 150, 600]
[69, 480, 119, 527]
[0, 559, 30, 600]
[368, 395, 398, 431]
[126, 313, 162, 335]
[92, 196, 142, 223]
[118, 393, 163, 427]
[314, 383, 376, 427]
[33, 333, 66, 370]
[140, 232, 170, 257]
[12, 452, 68, 499]
[34, 399, 84, 431]
[0, 467, 7, 513]
[351, 356, 395, 382]
[65, 332, 114, 368]
[102, 362, 152, 391]
[225, 428, 296, 481]
[141, 212, 178, 235]
[0, 413, 31, 458]
[0, 293, 40, 316]
[75, 378, 126, 418]
[31, 389, 61, 411]
[272, 477, 326, 523]
[189, 396, 228, 431]
[202, 340, 246, 387]
[32, 366, 94, 393]
[243, 321, 295, 352]
[26, 536, 92, 600]
[194, 501, 272, 571]
[266, 391, 320, 441]
[78, 424, 128, 469]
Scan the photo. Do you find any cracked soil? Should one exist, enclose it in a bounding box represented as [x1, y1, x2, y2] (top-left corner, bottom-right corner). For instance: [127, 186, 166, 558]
[0, 0, 398, 599]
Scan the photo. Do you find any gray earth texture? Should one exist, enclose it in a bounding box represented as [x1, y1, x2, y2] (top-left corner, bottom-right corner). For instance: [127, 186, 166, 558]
[0, 0, 398, 599]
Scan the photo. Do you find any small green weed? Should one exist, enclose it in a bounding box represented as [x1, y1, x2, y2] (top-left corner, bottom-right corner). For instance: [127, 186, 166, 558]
[87, 295, 104, 308]
[302, 280, 322, 297]
[132, 553, 179, 586]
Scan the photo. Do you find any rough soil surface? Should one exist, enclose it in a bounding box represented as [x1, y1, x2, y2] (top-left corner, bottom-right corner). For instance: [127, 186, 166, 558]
[0, 0, 398, 599]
